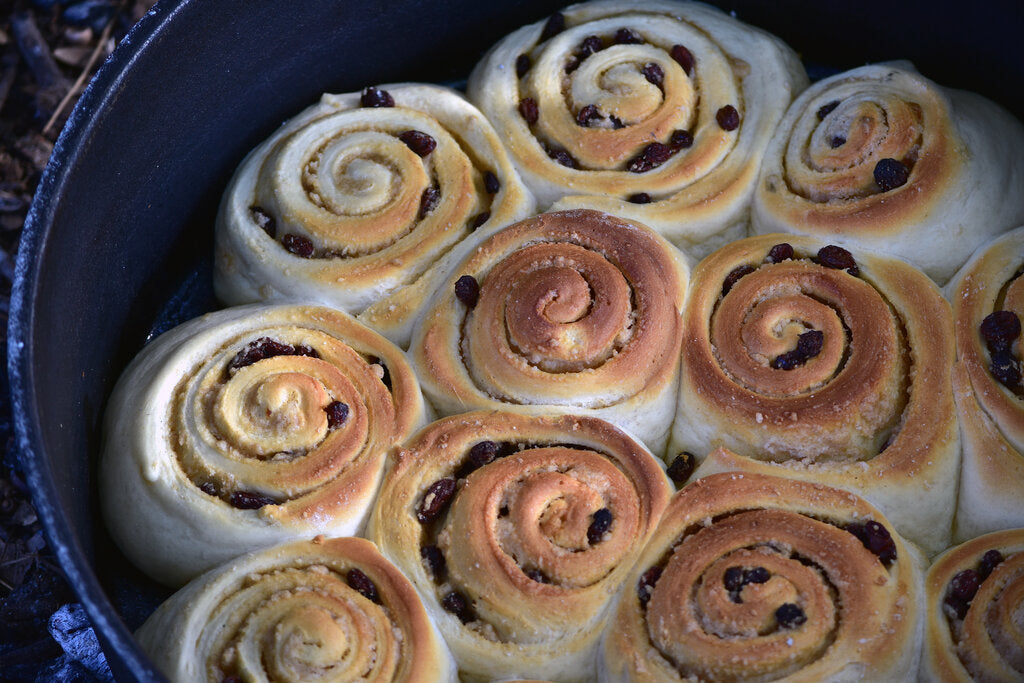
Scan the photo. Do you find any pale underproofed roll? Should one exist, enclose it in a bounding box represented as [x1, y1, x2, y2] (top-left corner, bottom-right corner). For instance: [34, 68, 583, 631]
[135, 536, 456, 682]
[367, 411, 672, 682]
[410, 209, 688, 455]
[670, 234, 959, 554]
[214, 83, 534, 347]
[752, 62, 1024, 285]
[945, 226, 1024, 542]
[922, 529, 1024, 681]
[601, 472, 925, 682]
[467, 0, 807, 256]
[101, 304, 427, 586]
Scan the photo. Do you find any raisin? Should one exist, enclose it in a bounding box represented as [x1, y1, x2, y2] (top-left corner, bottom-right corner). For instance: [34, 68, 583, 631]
[944, 594, 969, 620]
[421, 545, 447, 580]
[564, 56, 581, 74]
[816, 100, 840, 120]
[978, 549, 1005, 580]
[441, 591, 475, 623]
[419, 187, 440, 218]
[228, 337, 295, 371]
[525, 568, 549, 583]
[771, 351, 802, 371]
[468, 441, 499, 469]
[829, 135, 846, 148]
[539, 12, 565, 41]
[417, 478, 457, 523]
[547, 147, 578, 169]
[347, 568, 381, 604]
[516, 53, 531, 78]
[627, 192, 652, 204]
[723, 566, 745, 592]
[518, 97, 539, 124]
[609, 115, 625, 129]
[637, 566, 663, 606]
[470, 212, 490, 229]
[847, 521, 898, 564]
[989, 349, 1022, 390]
[360, 86, 394, 108]
[642, 62, 664, 86]
[670, 44, 694, 75]
[979, 311, 1021, 353]
[483, 171, 501, 194]
[767, 243, 794, 263]
[398, 130, 436, 157]
[817, 245, 858, 275]
[326, 401, 349, 429]
[874, 158, 910, 192]
[948, 569, 981, 604]
[775, 603, 806, 628]
[716, 105, 740, 131]
[455, 275, 480, 308]
[722, 264, 755, 295]
[669, 129, 693, 150]
[796, 330, 824, 359]
[229, 491, 276, 510]
[665, 452, 694, 484]
[628, 142, 672, 173]
[578, 35, 603, 58]
[587, 507, 613, 544]
[614, 28, 643, 44]
[199, 482, 218, 497]
[576, 104, 603, 127]
[744, 567, 770, 584]
[282, 233, 314, 258]
[293, 344, 318, 358]
[250, 206, 276, 238]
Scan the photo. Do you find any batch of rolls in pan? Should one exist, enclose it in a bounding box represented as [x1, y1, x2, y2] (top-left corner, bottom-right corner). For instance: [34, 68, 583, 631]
[101, 1, 1024, 680]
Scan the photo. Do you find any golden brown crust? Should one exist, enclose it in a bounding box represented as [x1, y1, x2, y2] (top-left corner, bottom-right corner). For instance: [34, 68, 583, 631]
[602, 472, 924, 682]
[135, 537, 455, 682]
[411, 209, 687, 455]
[922, 529, 1024, 682]
[672, 233, 958, 553]
[367, 411, 671, 682]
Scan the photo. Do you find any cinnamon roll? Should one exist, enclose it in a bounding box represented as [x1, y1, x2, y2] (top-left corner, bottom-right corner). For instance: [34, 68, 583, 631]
[467, 0, 807, 256]
[753, 62, 1024, 284]
[101, 304, 427, 586]
[946, 226, 1024, 542]
[214, 83, 534, 347]
[135, 536, 455, 682]
[602, 472, 925, 682]
[367, 411, 672, 682]
[923, 529, 1024, 681]
[670, 234, 958, 554]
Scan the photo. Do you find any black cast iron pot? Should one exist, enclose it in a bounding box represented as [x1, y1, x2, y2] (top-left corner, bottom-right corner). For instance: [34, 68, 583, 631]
[9, 0, 1024, 679]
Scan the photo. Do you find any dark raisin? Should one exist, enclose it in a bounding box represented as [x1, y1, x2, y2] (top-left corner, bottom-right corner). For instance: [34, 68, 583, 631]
[326, 401, 349, 429]
[609, 115, 625, 129]
[398, 130, 437, 157]
[564, 56, 581, 74]
[417, 478, 457, 524]
[775, 603, 806, 628]
[874, 158, 910, 192]
[547, 147, 578, 168]
[767, 243, 794, 263]
[455, 274, 480, 308]
[419, 187, 440, 218]
[637, 566, 663, 606]
[847, 521, 898, 564]
[470, 212, 490, 229]
[229, 491, 276, 510]
[829, 135, 846, 148]
[199, 482, 218, 497]
[499, 505, 510, 517]
[518, 97, 539, 124]
[628, 142, 672, 173]
[642, 62, 664, 86]
[525, 568, 549, 583]
[669, 129, 694, 150]
[744, 567, 770, 584]
[495, 441, 520, 458]
[293, 344, 318, 358]
[282, 233, 314, 258]
[670, 44, 694, 75]
[989, 349, 1022, 390]
[228, 337, 295, 371]
[441, 590, 474, 623]
[978, 549, 1005, 580]
[360, 86, 394, 108]
[614, 27, 643, 44]
[796, 330, 824, 359]
[539, 12, 565, 41]
[716, 105, 740, 131]
[250, 206, 276, 238]
[347, 568, 381, 604]
[421, 545, 447, 580]
[723, 566, 745, 592]
[816, 100, 840, 120]
[949, 569, 981, 604]
[627, 192, 652, 204]
[468, 441, 499, 469]
[665, 452, 695, 485]
[578, 35, 604, 57]
[576, 104, 603, 127]
[817, 245, 858, 275]
[515, 53, 531, 78]
[944, 594, 969, 620]
[722, 264, 755, 295]
[483, 171, 501, 194]
[771, 351, 802, 371]
[587, 507, 613, 544]
[980, 311, 1021, 353]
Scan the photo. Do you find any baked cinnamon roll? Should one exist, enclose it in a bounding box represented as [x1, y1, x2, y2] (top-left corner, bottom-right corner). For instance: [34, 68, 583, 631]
[602, 472, 925, 682]
[101, 304, 426, 586]
[467, 0, 807, 256]
[367, 411, 671, 682]
[670, 234, 958, 554]
[135, 536, 455, 682]
[946, 226, 1024, 542]
[214, 83, 534, 347]
[753, 63, 1024, 284]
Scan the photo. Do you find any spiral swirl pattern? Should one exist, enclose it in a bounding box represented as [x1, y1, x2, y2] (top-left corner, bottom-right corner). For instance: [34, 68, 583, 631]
[101, 304, 426, 586]
[602, 473, 924, 682]
[947, 226, 1024, 541]
[411, 209, 687, 454]
[671, 234, 958, 553]
[368, 411, 671, 682]
[467, 0, 807, 255]
[215, 83, 534, 346]
[924, 529, 1024, 681]
[754, 63, 1024, 284]
[135, 537, 454, 682]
